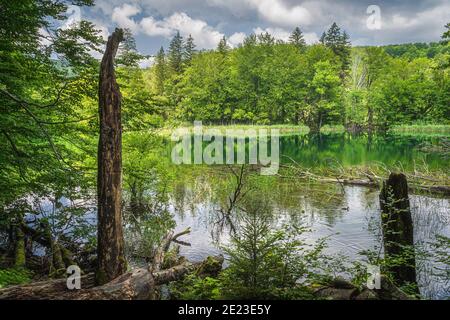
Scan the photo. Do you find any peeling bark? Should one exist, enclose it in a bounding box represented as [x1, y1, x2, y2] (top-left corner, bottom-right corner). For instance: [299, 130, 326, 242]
[96, 28, 127, 285]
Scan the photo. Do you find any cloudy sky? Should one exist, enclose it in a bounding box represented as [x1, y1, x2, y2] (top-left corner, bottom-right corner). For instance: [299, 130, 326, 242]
[78, 0, 449, 59]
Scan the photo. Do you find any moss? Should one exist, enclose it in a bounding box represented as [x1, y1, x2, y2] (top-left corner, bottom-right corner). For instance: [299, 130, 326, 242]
[95, 270, 109, 286]
[195, 256, 223, 278]
[14, 228, 26, 268]
[0, 268, 33, 289]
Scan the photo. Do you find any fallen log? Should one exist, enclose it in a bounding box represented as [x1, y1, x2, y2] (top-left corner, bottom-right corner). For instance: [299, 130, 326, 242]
[0, 226, 213, 300]
[0, 256, 224, 300]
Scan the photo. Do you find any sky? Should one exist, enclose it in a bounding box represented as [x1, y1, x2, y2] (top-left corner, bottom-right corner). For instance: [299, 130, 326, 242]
[75, 0, 450, 64]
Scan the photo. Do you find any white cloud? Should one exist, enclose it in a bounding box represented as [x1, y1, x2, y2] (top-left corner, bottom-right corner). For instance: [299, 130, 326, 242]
[228, 32, 246, 47]
[111, 3, 141, 33]
[139, 56, 155, 69]
[303, 32, 320, 44]
[163, 12, 224, 49]
[140, 16, 173, 37]
[249, 0, 312, 28]
[109, 3, 227, 49]
[92, 22, 110, 41]
[140, 12, 225, 49]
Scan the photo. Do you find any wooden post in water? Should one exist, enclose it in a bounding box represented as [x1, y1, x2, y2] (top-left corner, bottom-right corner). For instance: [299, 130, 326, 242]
[379, 173, 417, 289]
[96, 28, 127, 285]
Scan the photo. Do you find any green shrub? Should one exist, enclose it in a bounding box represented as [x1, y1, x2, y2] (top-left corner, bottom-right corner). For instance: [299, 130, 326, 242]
[0, 268, 33, 288]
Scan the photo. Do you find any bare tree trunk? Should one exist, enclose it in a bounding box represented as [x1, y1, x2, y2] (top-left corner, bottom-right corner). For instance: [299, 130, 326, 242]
[379, 173, 417, 290]
[96, 28, 127, 285]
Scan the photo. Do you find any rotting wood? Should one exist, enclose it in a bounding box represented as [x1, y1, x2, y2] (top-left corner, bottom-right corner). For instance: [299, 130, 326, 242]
[96, 28, 127, 285]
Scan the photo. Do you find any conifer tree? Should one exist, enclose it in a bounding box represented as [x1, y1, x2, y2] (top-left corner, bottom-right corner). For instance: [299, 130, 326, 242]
[184, 34, 196, 64]
[322, 23, 351, 80]
[168, 31, 184, 74]
[155, 46, 166, 95]
[289, 27, 306, 51]
[217, 36, 230, 54]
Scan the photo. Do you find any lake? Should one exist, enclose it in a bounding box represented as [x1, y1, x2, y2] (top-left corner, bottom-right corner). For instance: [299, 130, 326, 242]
[163, 132, 449, 299]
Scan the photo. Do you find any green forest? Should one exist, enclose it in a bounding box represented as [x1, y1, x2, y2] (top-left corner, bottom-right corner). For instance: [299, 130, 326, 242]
[0, 0, 449, 302]
[148, 26, 449, 132]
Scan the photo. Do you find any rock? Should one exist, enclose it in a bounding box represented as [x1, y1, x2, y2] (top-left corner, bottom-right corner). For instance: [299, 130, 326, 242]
[312, 276, 415, 300]
[314, 287, 358, 300]
[377, 276, 416, 300]
[354, 288, 379, 300]
[329, 277, 356, 289]
[195, 255, 224, 278]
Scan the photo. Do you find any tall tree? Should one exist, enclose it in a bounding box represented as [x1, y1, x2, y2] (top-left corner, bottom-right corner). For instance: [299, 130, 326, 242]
[217, 36, 230, 55]
[116, 28, 145, 67]
[0, 0, 103, 218]
[303, 60, 343, 132]
[168, 31, 184, 74]
[322, 23, 351, 80]
[183, 34, 196, 65]
[154, 47, 167, 95]
[96, 28, 127, 285]
[319, 32, 326, 44]
[289, 27, 306, 51]
[363, 47, 388, 131]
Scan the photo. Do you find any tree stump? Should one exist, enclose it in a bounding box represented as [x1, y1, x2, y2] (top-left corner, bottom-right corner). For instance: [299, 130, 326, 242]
[97, 28, 127, 285]
[379, 173, 417, 289]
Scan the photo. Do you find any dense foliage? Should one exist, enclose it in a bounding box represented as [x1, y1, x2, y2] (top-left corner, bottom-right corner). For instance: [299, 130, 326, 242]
[0, 0, 448, 299]
[147, 24, 449, 132]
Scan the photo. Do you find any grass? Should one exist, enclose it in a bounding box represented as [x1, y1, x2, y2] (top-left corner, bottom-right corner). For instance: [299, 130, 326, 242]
[0, 268, 33, 289]
[158, 123, 449, 136]
[391, 124, 450, 135]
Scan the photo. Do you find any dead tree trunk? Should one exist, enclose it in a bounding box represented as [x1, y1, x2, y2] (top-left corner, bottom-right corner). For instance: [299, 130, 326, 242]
[379, 173, 417, 289]
[97, 28, 127, 285]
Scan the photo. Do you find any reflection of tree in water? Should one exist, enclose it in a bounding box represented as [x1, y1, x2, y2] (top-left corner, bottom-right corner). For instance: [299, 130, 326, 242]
[188, 166, 350, 242]
[410, 196, 450, 299]
[280, 133, 445, 171]
[123, 183, 174, 264]
[172, 183, 187, 219]
[167, 164, 449, 298]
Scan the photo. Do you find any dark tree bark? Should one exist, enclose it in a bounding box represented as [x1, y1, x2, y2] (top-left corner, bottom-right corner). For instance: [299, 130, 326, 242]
[96, 28, 127, 285]
[379, 173, 417, 289]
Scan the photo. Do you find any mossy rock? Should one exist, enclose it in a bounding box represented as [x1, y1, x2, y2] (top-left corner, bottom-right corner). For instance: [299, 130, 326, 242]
[195, 255, 224, 278]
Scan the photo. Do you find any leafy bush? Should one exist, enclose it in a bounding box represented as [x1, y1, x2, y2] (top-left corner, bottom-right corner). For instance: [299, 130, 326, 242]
[170, 274, 222, 300]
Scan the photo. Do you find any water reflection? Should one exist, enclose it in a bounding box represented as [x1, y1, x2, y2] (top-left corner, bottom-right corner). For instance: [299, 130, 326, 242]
[169, 174, 449, 299]
[279, 133, 447, 170]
